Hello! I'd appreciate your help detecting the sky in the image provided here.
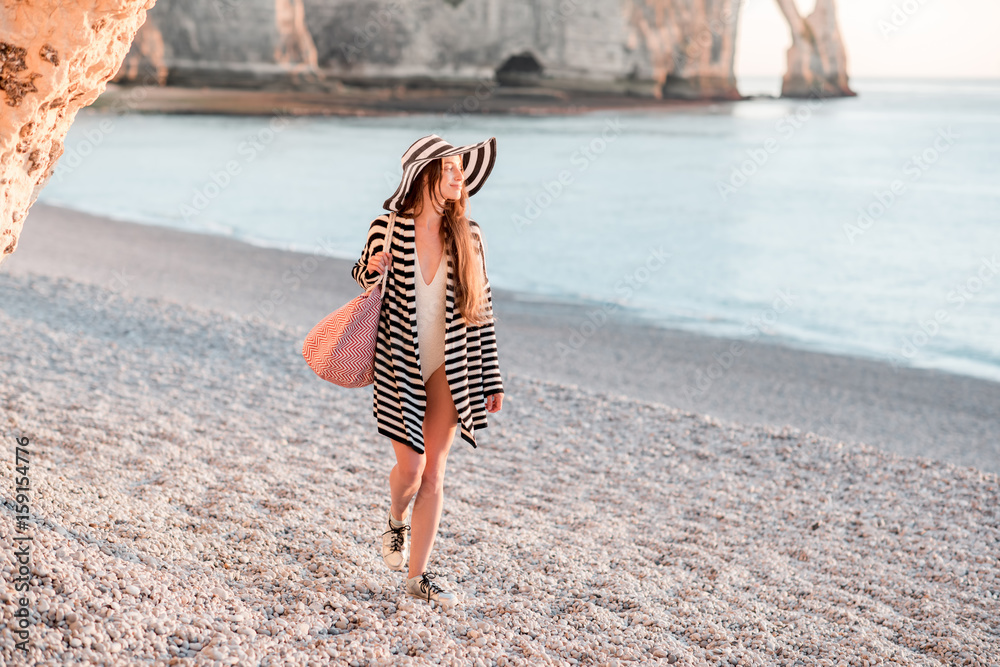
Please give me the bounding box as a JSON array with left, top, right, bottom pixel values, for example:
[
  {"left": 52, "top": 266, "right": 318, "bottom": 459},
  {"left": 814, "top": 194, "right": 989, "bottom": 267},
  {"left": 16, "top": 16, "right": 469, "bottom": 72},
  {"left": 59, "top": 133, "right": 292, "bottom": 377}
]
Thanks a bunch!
[{"left": 734, "top": 0, "right": 1000, "bottom": 79}]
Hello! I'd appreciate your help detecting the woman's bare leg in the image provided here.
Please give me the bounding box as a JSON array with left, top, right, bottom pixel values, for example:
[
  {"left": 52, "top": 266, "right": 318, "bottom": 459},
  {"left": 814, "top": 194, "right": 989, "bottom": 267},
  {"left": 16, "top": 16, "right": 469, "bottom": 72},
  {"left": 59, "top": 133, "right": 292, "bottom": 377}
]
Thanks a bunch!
[
  {"left": 408, "top": 363, "right": 458, "bottom": 579},
  {"left": 388, "top": 439, "right": 424, "bottom": 523}
]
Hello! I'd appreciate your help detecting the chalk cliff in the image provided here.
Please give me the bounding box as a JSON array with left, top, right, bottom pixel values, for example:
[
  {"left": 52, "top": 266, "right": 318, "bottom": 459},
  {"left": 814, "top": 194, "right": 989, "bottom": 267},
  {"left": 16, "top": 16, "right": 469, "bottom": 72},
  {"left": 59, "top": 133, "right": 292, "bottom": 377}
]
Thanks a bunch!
[
  {"left": 0, "top": 0, "right": 155, "bottom": 266},
  {"left": 113, "top": 0, "right": 316, "bottom": 89},
  {"left": 113, "top": 0, "right": 747, "bottom": 100}
]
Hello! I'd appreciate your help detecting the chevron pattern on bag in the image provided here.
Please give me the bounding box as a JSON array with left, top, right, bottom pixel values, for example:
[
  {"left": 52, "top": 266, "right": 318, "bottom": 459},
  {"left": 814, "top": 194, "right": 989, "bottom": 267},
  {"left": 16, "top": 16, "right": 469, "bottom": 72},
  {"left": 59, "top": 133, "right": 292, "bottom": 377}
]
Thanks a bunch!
[{"left": 302, "top": 284, "right": 383, "bottom": 388}]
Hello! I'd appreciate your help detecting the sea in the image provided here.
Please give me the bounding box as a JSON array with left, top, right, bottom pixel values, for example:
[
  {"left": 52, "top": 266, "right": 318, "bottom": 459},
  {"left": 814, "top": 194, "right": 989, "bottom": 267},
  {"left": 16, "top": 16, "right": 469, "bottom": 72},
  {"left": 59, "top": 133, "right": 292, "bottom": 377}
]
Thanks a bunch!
[{"left": 38, "top": 77, "right": 1000, "bottom": 383}]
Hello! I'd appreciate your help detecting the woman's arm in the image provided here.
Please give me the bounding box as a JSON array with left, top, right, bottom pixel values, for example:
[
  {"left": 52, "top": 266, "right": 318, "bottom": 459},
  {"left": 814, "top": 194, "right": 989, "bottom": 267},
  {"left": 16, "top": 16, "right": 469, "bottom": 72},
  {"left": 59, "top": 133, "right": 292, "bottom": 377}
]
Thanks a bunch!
[
  {"left": 478, "top": 297, "right": 504, "bottom": 399},
  {"left": 352, "top": 215, "right": 390, "bottom": 291},
  {"left": 471, "top": 221, "right": 504, "bottom": 399}
]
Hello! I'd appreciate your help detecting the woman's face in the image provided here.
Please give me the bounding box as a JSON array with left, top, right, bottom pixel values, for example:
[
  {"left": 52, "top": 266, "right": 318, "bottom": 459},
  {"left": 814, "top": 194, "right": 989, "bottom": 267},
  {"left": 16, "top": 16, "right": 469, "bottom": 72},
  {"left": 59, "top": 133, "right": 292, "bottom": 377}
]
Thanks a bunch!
[{"left": 439, "top": 156, "right": 464, "bottom": 200}]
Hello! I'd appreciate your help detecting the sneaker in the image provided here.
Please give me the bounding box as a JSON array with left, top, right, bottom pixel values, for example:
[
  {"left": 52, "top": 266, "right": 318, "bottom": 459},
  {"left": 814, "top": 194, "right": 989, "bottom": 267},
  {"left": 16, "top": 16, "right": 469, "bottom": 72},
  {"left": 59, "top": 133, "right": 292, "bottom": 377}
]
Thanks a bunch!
[
  {"left": 381, "top": 512, "right": 409, "bottom": 571},
  {"left": 406, "top": 571, "right": 457, "bottom": 607}
]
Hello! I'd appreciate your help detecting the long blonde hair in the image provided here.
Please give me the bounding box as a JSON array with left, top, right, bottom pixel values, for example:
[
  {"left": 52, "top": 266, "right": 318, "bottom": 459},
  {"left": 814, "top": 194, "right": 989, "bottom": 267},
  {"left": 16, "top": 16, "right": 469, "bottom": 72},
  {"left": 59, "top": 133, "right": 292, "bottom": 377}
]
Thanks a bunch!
[{"left": 401, "top": 158, "right": 493, "bottom": 327}]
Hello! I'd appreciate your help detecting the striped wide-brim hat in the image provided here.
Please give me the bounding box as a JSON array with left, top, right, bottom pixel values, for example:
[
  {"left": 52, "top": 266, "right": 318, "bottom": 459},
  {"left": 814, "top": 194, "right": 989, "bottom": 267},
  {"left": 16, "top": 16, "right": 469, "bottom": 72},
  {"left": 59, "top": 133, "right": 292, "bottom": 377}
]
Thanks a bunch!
[{"left": 383, "top": 134, "right": 497, "bottom": 212}]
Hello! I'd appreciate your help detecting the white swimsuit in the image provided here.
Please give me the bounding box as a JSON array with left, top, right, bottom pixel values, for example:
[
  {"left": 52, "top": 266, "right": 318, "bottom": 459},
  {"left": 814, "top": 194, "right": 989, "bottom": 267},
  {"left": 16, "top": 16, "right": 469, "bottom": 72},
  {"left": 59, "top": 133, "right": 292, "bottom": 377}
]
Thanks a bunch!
[{"left": 414, "top": 244, "right": 447, "bottom": 384}]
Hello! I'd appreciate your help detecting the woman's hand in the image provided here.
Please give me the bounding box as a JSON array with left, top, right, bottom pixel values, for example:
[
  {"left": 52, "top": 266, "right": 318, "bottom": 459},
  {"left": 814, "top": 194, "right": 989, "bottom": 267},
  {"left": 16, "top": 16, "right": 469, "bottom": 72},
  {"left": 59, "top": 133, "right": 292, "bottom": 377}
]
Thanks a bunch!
[
  {"left": 485, "top": 392, "right": 503, "bottom": 413},
  {"left": 367, "top": 251, "right": 391, "bottom": 275}
]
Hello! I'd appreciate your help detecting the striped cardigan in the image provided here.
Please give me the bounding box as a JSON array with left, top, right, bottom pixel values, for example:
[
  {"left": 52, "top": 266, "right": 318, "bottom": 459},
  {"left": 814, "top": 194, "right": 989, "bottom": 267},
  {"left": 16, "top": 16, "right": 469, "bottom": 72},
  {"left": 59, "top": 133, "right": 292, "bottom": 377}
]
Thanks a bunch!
[{"left": 351, "top": 213, "right": 504, "bottom": 454}]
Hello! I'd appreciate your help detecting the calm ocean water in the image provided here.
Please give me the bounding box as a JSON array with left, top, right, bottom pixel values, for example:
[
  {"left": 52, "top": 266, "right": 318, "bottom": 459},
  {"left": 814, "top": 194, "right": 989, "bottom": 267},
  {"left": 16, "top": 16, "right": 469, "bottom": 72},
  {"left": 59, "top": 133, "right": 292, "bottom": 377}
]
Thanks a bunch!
[{"left": 39, "top": 77, "right": 1000, "bottom": 383}]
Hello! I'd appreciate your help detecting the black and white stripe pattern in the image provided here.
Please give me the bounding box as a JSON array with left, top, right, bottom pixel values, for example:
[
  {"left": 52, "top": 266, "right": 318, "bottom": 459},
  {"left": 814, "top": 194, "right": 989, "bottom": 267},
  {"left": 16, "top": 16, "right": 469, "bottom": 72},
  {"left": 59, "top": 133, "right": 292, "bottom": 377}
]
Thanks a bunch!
[
  {"left": 352, "top": 214, "right": 504, "bottom": 454},
  {"left": 382, "top": 135, "right": 497, "bottom": 212}
]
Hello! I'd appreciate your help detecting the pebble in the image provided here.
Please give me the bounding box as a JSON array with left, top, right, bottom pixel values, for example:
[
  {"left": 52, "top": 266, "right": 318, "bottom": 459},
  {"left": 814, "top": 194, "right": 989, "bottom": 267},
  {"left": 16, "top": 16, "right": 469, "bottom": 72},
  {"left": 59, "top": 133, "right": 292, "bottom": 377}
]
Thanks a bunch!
[{"left": 1, "top": 271, "right": 996, "bottom": 666}]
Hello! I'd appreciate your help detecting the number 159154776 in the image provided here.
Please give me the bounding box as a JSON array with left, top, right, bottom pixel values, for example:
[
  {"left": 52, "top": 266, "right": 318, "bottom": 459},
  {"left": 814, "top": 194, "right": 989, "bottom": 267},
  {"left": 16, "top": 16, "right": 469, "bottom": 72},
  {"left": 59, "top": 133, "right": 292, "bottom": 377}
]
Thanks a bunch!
[{"left": 14, "top": 436, "right": 30, "bottom": 532}]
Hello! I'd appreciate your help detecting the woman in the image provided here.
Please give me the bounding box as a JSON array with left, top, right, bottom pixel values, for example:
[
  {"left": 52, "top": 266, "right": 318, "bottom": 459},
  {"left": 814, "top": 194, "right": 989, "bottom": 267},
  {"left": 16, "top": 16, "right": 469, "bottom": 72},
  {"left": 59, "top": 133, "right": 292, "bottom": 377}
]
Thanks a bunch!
[{"left": 351, "top": 134, "right": 505, "bottom": 607}]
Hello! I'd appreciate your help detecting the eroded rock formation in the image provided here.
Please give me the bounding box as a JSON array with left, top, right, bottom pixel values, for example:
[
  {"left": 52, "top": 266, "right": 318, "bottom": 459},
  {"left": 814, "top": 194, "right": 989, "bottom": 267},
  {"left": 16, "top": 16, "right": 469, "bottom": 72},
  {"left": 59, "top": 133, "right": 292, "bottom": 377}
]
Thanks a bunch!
[
  {"left": 115, "top": 15, "right": 168, "bottom": 86},
  {"left": 0, "top": 0, "right": 157, "bottom": 266},
  {"left": 275, "top": 0, "right": 318, "bottom": 70},
  {"left": 624, "top": 0, "right": 742, "bottom": 100},
  {"left": 774, "top": 0, "right": 855, "bottom": 98}
]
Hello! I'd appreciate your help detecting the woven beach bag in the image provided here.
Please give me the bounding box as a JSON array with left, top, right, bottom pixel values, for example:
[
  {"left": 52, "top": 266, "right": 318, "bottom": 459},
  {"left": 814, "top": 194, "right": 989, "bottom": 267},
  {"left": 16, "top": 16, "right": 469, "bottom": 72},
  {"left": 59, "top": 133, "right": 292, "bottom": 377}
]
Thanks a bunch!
[{"left": 302, "top": 212, "right": 396, "bottom": 388}]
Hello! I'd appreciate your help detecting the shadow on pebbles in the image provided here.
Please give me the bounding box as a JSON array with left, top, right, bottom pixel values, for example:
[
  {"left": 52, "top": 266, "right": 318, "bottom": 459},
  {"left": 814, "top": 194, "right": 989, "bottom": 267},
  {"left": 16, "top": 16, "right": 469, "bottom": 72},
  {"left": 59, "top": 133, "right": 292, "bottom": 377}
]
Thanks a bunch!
[{"left": 1, "top": 273, "right": 998, "bottom": 666}]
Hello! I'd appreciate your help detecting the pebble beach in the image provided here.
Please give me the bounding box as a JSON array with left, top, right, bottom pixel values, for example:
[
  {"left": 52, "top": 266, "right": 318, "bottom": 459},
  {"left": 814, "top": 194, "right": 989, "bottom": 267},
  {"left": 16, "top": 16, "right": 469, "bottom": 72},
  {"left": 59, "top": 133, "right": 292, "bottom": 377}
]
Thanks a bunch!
[{"left": 1, "top": 206, "right": 999, "bottom": 666}]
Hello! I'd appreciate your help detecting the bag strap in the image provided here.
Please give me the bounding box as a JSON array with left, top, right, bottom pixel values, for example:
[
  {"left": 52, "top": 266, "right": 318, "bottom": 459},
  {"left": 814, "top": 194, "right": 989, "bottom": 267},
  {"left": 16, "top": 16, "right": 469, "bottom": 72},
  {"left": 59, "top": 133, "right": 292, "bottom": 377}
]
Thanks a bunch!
[{"left": 376, "top": 210, "right": 397, "bottom": 297}]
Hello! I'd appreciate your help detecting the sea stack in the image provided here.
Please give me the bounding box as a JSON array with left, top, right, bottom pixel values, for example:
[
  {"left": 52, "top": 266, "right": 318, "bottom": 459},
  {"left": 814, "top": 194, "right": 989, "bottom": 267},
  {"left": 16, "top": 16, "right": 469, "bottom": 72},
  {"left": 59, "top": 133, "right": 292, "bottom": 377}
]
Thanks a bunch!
[{"left": 774, "top": 0, "right": 856, "bottom": 98}]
